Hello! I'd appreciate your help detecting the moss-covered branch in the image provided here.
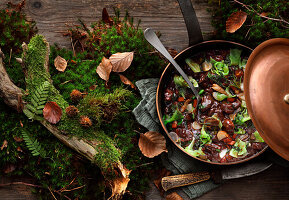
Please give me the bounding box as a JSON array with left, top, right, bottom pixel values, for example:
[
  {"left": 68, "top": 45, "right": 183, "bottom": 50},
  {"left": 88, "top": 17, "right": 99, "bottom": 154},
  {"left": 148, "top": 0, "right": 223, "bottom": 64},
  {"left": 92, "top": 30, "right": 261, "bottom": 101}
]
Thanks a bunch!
[{"left": 0, "top": 35, "right": 128, "bottom": 188}]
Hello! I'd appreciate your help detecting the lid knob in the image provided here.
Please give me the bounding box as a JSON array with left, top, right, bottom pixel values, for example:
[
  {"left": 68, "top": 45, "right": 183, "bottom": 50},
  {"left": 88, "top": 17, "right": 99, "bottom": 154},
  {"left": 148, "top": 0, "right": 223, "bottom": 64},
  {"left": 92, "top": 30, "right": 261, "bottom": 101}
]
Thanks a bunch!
[{"left": 284, "top": 94, "right": 289, "bottom": 104}]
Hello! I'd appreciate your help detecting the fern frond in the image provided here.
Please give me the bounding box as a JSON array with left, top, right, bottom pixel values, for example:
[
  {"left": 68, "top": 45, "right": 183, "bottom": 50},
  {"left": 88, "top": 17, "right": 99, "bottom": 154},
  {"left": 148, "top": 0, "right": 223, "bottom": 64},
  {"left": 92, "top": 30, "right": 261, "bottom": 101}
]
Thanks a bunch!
[
  {"left": 23, "top": 81, "right": 50, "bottom": 120},
  {"left": 22, "top": 129, "right": 47, "bottom": 158}
]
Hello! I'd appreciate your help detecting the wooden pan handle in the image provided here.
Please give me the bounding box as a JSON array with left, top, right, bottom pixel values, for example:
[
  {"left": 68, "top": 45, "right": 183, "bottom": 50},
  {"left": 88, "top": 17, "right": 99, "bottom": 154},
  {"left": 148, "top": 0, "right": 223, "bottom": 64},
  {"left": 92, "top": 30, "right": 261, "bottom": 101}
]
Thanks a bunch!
[{"left": 161, "top": 171, "right": 211, "bottom": 191}]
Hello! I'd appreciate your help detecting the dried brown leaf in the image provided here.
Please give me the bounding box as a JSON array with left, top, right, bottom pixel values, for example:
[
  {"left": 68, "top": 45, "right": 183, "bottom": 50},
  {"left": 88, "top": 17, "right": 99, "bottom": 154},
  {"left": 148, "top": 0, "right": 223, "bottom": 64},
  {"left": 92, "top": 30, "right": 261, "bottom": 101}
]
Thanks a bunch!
[
  {"left": 119, "top": 74, "right": 136, "bottom": 89},
  {"left": 1, "top": 140, "right": 8, "bottom": 150},
  {"left": 54, "top": 56, "right": 67, "bottom": 72},
  {"left": 7, "top": 0, "right": 25, "bottom": 12},
  {"left": 14, "top": 136, "right": 23, "bottom": 142},
  {"left": 43, "top": 102, "right": 62, "bottom": 124},
  {"left": 109, "top": 177, "right": 130, "bottom": 199},
  {"left": 167, "top": 48, "right": 178, "bottom": 57},
  {"left": 96, "top": 57, "right": 113, "bottom": 81},
  {"left": 16, "top": 146, "right": 23, "bottom": 152},
  {"left": 19, "top": 120, "right": 23, "bottom": 127},
  {"left": 109, "top": 52, "right": 134, "bottom": 72},
  {"left": 138, "top": 131, "right": 167, "bottom": 158},
  {"left": 109, "top": 162, "right": 131, "bottom": 200},
  {"left": 154, "top": 168, "right": 172, "bottom": 196},
  {"left": 260, "top": 12, "right": 269, "bottom": 17},
  {"left": 226, "top": 11, "right": 247, "bottom": 33},
  {"left": 102, "top": 8, "right": 113, "bottom": 25},
  {"left": 166, "top": 192, "right": 184, "bottom": 200},
  {"left": 3, "top": 163, "right": 16, "bottom": 174}
]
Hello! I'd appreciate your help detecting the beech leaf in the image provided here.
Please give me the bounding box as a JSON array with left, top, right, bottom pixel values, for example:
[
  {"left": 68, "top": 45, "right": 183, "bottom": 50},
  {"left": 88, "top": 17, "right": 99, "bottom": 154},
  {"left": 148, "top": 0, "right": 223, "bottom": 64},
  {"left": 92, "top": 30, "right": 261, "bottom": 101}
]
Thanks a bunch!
[
  {"left": 1, "top": 140, "right": 8, "bottom": 150},
  {"left": 119, "top": 74, "right": 136, "bottom": 89},
  {"left": 54, "top": 56, "right": 67, "bottom": 72},
  {"left": 96, "top": 57, "right": 113, "bottom": 81},
  {"left": 110, "top": 177, "right": 130, "bottom": 199},
  {"left": 138, "top": 131, "right": 167, "bottom": 158},
  {"left": 102, "top": 8, "right": 113, "bottom": 25},
  {"left": 14, "top": 136, "right": 23, "bottom": 142},
  {"left": 43, "top": 102, "right": 62, "bottom": 124},
  {"left": 226, "top": 11, "right": 247, "bottom": 33},
  {"left": 109, "top": 52, "right": 134, "bottom": 72},
  {"left": 109, "top": 163, "right": 131, "bottom": 199},
  {"left": 3, "top": 163, "right": 16, "bottom": 174}
]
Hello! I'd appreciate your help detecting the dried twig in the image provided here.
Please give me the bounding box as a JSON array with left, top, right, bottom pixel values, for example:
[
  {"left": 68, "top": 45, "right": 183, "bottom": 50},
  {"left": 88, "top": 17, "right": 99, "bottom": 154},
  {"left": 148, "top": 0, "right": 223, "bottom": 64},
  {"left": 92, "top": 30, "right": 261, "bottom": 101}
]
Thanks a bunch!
[
  {"left": 9, "top": 49, "right": 12, "bottom": 64},
  {"left": 48, "top": 186, "right": 58, "bottom": 200},
  {"left": 232, "top": 0, "right": 289, "bottom": 26},
  {"left": 54, "top": 190, "right": 72, "bottom": 200},
  {"left": 58, "top": 177, "right": 76, "bottom": 192},
  {"left": 61, "top": 184, "right": 86, "bottom": 192}
]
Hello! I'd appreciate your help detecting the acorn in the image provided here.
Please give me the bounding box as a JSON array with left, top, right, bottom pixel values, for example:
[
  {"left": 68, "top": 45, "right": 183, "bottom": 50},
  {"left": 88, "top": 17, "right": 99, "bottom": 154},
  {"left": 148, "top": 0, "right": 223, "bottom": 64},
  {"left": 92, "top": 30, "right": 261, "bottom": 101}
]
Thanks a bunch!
[
  {"left": 65, "top": 105, "right": 79, "bottom": 117},
  {"left": 70, "top": 89, "right": 82, "bottom": 103},
  {"left": 80, "top": 116, "right": 92, "bottom": 127}
]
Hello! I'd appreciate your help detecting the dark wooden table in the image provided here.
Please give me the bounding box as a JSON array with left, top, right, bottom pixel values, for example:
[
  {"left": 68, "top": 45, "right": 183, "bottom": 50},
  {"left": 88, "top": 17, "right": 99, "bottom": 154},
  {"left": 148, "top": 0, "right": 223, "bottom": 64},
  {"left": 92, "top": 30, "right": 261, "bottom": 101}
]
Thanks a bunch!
[{"left": 1, "top": 0, "right": 289, "bottom": 199}]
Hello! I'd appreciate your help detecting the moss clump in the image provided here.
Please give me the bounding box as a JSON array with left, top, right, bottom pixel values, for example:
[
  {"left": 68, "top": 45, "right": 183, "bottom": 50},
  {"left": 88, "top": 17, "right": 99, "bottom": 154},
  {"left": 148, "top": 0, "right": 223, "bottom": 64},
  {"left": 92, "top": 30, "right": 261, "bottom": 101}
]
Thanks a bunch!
[
  {"left": 78, "top": 88, "right": 132, "bottom": 125},
  {"left": 24, "top": 35, "right": 68, "bottom": 110},
  {"left": 208, "top": 0, "right": 289, "bottom": 48}
]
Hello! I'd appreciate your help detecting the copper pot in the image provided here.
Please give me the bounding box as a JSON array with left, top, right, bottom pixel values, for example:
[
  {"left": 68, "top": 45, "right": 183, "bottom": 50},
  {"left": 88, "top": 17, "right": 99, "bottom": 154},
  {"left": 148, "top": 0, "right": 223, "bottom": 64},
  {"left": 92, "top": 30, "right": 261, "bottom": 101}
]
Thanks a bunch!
[{"left": 155, "top": 0, "right": 268, "bottom": 165}]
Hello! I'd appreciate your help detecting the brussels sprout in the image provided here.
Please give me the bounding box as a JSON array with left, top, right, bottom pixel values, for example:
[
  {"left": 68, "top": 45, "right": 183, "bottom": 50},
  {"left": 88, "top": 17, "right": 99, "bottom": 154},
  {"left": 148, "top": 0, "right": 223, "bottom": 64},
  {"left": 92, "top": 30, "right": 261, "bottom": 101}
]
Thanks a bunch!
[
  {"left": 185, "top": 58, "right": 201, "bottom": 73},
  {"left": 212, "top": 92, "right": 228, "bottom": 101}
]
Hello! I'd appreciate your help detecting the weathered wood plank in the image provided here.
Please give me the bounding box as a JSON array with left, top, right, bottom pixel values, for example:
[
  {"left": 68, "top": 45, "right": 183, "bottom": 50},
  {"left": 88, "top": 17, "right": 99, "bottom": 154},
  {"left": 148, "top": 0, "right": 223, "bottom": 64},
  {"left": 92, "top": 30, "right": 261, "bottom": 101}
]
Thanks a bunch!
[{"left": 1, "top": 0, "right": 214, "bottom": 51}]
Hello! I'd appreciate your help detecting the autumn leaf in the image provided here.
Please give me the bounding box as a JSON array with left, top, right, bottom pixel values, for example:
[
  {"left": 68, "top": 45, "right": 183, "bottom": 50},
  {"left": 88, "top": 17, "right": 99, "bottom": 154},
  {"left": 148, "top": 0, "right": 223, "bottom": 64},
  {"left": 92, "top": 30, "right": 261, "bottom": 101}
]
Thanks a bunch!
[
  {"left": 154, "top": 168, "right": 172, "bottom": 196},
  {"left": 7, "top": 0, "right": 25, "bottom": 12},
  {"left": 3, "top": 163, "right": 16, "bottom": 174},
  {"left": 119, "top": 74, "right": 136, "bottom": 89},
  {"left": 260, "top": 12, "right": 269, "bottom": 17},
  {"left": 109, "top": 177, "right": 130, "bottom": 199},
  {"left": 54, "top": 56, "right": 67, "bottom": 72},
  {"left": 166, "top": 192, "right": 184, "bottom": 200},
  {"left": 96, "top": 57, "right": 113, "bottom": 81},
  {"left": 43, "top": 102, "right": 62, "bottom": 124},
  {"left": 16, "top": 146, "right": 23, "bottom": 152},
  {"left": 1, "top": 140, "right": 8, "bottom": 150},
  {"left": 109, "top": 163, "right": 131, "bottom": 199},
  {"left": 109, "top": 52, "right": 134, "bottom": 72},
  {"left": 14, "top": 136, "right": 23, "bottom": 142},
  {"left": 138, "top": 131, "right": 167, "bottom": 158},
  {"left": 102, "top": 8, "right": 113, "bottom": 25},
  {"left": 167, "top": 48, "right": 178, "bottom": 58},
  {"left": 226, "top": 11, "right": 247, "bottom": 33}
]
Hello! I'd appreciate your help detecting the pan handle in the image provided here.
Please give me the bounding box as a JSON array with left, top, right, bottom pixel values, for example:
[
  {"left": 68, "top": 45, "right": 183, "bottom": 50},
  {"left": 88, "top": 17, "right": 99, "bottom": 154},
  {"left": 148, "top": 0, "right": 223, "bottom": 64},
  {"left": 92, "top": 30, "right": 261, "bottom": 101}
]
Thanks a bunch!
[{"left": 176, "top": 0, "right": 203, "bottom": 46}]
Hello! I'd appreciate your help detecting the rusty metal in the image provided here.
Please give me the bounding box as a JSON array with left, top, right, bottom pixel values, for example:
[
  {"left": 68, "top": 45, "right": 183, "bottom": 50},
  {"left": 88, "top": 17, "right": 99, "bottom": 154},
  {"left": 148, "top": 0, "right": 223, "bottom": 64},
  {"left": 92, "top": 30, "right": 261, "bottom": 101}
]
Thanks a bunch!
[
  {"left": 156, "top": 40, "right": 268, "bottom": 165},
  {"left": 244, "top": 38, "right": 289, "bottom": 161}
]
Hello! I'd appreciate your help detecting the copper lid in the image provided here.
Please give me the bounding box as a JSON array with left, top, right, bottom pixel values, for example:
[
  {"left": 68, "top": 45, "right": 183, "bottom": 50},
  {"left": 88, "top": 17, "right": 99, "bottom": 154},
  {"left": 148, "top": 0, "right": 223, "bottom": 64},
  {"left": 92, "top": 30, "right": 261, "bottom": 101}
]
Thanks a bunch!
[{"left": 244, "top": 38, "right": 289, "bottom": 161}]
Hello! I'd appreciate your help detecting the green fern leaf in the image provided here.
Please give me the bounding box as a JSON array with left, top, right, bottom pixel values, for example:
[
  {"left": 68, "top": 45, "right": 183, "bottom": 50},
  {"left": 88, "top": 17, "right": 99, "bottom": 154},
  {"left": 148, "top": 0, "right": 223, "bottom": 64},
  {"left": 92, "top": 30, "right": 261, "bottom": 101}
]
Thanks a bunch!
[
  {"left": 22, "top": 129, "right": 46, "bottom": 158},
  {"left": 23, "top": 81, "right": 51, "bottom": 120}
]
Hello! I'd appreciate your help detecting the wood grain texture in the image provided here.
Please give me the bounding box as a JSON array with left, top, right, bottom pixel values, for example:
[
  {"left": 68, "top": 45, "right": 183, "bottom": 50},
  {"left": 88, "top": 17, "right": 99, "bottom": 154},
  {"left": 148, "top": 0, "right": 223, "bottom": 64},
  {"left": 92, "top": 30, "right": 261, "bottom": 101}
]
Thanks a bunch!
[{"left": 1, "top": 0, "right": 214, "bottom": 51}]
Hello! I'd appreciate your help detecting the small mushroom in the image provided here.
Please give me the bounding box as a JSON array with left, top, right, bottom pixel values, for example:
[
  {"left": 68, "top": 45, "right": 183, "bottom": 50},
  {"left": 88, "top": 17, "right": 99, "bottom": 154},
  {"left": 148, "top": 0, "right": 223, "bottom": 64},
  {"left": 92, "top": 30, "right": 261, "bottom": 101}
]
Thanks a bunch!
[
  {"left": 217, "top": 130, "right": 229, "bottom": 141},
  {"left": 192, "top": 121, "right": 202, "bottom": 130},
  {"left": 211, "top": 84, "right": 229, "bottom": 96},
  {"left": 168, "top": 131, "right": 180, "bottom": 143},
  {"left": 237, "top": 93, "right": 245, "bottom": 101},
  {"left": 202, "top": 61, "right": 212, "bottom": 71}
]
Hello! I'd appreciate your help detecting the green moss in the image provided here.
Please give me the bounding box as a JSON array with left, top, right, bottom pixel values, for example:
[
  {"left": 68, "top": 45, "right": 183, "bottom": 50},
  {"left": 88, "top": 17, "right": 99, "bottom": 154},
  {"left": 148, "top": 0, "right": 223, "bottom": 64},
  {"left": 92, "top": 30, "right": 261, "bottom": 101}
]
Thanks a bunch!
[
  {"left": 92, "top": 130, "right": 122, "bottom": 171},
  {"left": 24, "top": 35, "right": 68, "bottom": 110}
]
